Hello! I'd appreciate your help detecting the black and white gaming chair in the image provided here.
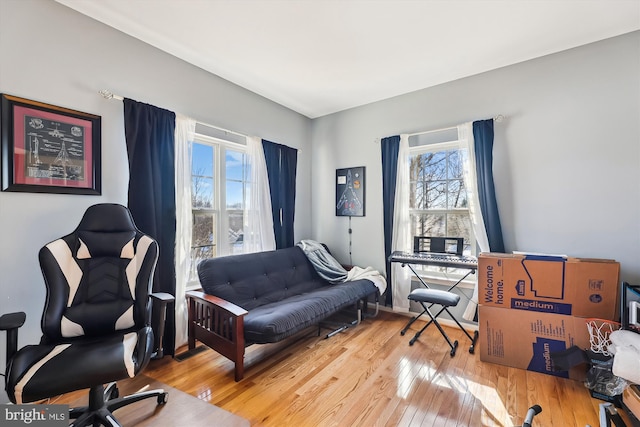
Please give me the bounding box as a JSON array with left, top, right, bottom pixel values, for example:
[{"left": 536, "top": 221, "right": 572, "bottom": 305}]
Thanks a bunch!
[{"left": 2, "top": 203, "right": 169, "bottom": 427}]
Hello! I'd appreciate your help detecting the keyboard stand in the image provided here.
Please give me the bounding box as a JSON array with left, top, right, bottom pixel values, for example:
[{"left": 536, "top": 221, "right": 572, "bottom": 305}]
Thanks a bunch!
[
  {"left": 402, "top": 262, "right": 475, "bottom": 293},
  {"left": 388, "top": 252, "right": 477, "bottom": 336}
]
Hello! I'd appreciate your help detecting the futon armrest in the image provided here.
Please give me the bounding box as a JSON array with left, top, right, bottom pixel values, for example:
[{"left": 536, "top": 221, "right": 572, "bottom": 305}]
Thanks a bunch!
[
  {"left": 186, "top": 290, "right": 248, "bottom": 317},
  {"left": 1, "top": 311, "right": 26, "bottom": 362},
  {"left": 186, "top": 290, "right": 248, "bottom": 381}
]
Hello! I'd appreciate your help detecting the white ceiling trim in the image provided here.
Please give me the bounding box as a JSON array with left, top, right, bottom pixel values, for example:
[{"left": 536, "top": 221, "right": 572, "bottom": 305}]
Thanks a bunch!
[{"left": 55, "top": 0, "right": 640, "bottom": 118}]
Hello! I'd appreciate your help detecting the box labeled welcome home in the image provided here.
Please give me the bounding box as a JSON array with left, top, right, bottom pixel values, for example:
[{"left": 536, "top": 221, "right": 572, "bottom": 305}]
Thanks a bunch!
[
  {"left": 479, "top": 305, "right": 591, "bottom": 380},
  {"left": 478, "top": 253, "right": 620, "bottom": 319}
]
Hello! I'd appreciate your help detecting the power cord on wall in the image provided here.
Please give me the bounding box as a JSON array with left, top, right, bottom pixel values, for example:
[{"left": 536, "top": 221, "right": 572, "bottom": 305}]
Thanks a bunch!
[{"left": 348, "top": 216, "right": 353, "bottom": 266}]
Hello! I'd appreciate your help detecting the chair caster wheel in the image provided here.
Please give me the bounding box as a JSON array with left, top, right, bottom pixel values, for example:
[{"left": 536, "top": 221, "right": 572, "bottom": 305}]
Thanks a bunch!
[
  {"left": 158, "top": 392, "right": 169, "bottom": 405},
  {"left": 400, "top": 330, "right": 406, "bottom": 336},
  {"left": 469, "top": 346, "right": 475, "bottom": 354},
  {"left": 105, "top": 383, "right": 119, "bottom": 400}
]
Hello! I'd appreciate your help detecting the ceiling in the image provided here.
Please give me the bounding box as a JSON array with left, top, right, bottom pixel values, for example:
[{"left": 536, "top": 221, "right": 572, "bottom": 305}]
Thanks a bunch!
[{"left": 55, "top": 0, "right": 640, "bottom": 119}]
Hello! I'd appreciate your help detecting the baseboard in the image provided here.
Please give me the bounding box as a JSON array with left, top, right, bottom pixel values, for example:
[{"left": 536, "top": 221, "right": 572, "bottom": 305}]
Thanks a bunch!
[{"left": 368, "top": 302, "right": 479, "bottom": 332}]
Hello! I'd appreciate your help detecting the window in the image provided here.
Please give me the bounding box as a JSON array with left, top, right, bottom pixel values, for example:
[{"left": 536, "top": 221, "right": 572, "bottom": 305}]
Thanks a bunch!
[
  {"left": 190, "top": 134, "right": 249, "bottom": 280},
  {"left": 408, "top": 137, "right": 476, "bottom": 281}
]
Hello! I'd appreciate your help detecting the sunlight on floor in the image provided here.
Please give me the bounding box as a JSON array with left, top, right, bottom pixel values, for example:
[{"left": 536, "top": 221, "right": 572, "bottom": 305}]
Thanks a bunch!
[
  {"left": 397, "top": 356, "right": 512, "bottom": 426},
  {"left": 196, "top": 387, "right": 213, "bottom": 401}
]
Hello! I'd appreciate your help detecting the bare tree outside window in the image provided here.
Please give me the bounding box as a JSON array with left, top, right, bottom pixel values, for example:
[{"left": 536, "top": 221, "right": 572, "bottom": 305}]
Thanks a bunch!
[
  {"left": 189, "top": 141, "right": 249, "bottom": 281},
  {"left": 409, "top": 147, "right": 473, "bottom": 256},
  {"left": 191, "top": 157, "right": 217, "bottom": 280}
]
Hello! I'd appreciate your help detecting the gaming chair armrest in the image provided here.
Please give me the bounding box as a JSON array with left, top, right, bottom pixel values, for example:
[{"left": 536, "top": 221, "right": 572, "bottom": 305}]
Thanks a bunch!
[
  {"left": 150, "top": 293, "right": 175, "bottom": 359},
  {"left": 0, "top": 312, "right": 26, "bottom": 363}
]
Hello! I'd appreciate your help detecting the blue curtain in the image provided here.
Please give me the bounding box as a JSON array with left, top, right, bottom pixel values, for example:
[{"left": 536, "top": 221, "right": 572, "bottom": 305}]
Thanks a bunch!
[
  {"left": 473, "top": 119, "right": 505, "bottom": 253},
  {"left": 124, "top": 98, "right": 176, "bottom": 356},
  {"left": 381, "top": 135, "right": 401, "bottom": 307},
  {"left": 262, "top": 139, "right": 298, "bottom": 249}
]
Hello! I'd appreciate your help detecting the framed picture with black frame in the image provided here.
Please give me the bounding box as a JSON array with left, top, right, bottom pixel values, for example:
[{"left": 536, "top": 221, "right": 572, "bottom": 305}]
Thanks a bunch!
[
  {"left": 621, "top": 282, "right": 640, "bottom": 333},
  {"left": 1, "top": 93, "right": 101, "bottom": 195},
  {"left": 336, "top": 166, "right": 365, "bottom": 217}
]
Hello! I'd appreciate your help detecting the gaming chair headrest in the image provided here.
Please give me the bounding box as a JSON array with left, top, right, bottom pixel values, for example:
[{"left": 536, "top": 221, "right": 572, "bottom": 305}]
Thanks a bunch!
[
  {"left": 74, "top": 204, "right": 141, "bottom": 259},
  {"left": 77, "top": 204, "right": 138, "bottom": 233}
]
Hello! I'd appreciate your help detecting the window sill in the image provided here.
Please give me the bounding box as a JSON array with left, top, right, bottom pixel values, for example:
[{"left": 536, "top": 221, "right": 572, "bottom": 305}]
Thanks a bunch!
[
  {"left": 410, "top": 274, "right": 476, "bottom": 290},
  {"left": 186, "top": 281, "right": 202, "bottom": 292}
]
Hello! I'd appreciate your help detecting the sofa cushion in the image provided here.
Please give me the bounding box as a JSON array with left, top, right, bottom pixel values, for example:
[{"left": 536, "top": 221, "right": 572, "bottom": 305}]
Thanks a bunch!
[
  {"left": 243, "top": 279, "right": 377, "bottom": 344},
  {"left": 198, "top": 247, "right": 321, "bottom": 310}
]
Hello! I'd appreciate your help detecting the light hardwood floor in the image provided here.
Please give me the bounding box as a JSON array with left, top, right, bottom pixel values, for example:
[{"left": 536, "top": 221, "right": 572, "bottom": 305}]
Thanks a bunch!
[{"left": 143, "top": 310, "right": 619, "bottom": 426}]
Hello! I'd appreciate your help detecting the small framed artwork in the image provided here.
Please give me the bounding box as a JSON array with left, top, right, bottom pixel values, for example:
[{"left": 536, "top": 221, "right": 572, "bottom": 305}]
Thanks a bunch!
[
  {"left": 1, "top": 94, "right": 101, "bottom": 195},
  {"left": 336, "top": 166, "right": 365, "bottom": 217}
]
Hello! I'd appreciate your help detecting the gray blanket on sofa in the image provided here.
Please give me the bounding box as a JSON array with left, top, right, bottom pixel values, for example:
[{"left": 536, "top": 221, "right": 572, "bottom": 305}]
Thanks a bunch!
[
  {"left": 296, "top": 240, "right": 348, "bottom": 284},
  {"left": 296, "top": 240, "right": 387, "bottom": 295}
]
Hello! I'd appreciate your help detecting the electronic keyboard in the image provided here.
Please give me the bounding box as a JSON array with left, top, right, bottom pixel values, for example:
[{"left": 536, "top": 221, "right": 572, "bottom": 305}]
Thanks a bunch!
[{"left": 389, "top": 251, "right": 478, "bottom": 270}]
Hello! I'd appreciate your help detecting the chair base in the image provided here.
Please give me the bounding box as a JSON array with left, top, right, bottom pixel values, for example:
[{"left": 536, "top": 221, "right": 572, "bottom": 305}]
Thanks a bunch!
[
  {"left": 69, "top": 382, "right": 168, "bottom": 427},
  {"left": 401, "top": 300, "right": 479, "bottom": 357}
]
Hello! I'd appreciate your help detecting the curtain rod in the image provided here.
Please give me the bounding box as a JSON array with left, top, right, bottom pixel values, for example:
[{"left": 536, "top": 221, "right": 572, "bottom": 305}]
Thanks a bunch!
[
  {"left": 98, "top": 89, "right": 248, "bottom": 139},
  {"left": 407, "top": 114, "right": 505, "bottom": 137}
]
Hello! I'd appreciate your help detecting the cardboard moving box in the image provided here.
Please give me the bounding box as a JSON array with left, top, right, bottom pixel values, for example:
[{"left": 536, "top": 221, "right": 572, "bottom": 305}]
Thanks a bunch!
[
  {"left": 478, "top": 253, "right": 620, "bottom": 319},
  {"left": 479, "top": 305, "right": 591, "bottom": 380}
]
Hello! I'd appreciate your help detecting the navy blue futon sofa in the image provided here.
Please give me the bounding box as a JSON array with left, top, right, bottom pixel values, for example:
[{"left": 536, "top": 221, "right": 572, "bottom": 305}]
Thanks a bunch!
[{"left": 186, "top": 246, "right": 379, "bottom": 381}]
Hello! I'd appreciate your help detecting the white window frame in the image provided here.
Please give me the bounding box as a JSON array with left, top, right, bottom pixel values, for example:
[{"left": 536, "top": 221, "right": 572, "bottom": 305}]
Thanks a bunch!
[
  {"left": 187, "top": 133, "right": 247, "bottom": 288},
  {"left": 408, "top": 139, "right": 477, "bottom": 288}
]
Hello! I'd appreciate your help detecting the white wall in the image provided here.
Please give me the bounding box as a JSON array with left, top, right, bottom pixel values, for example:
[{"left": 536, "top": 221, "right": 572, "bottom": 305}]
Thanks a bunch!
[
  {"left": 1, "top": 0, "right": 638, "bottom": 403},
  {"left": 312, "top": 31, "right": 640, "bottom": 287},
  {"left": 0, "top": 0, "right": 311, "bottom": 397}
]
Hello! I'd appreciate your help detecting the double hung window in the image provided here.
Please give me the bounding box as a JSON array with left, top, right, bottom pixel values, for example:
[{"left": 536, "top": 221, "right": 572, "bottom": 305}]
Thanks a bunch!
[
  {"left": 408, "top": 135, "right": 476, "bottom": 282},
  {"left": 190, "top": 134, "right": 249, "bottom": 280}
]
